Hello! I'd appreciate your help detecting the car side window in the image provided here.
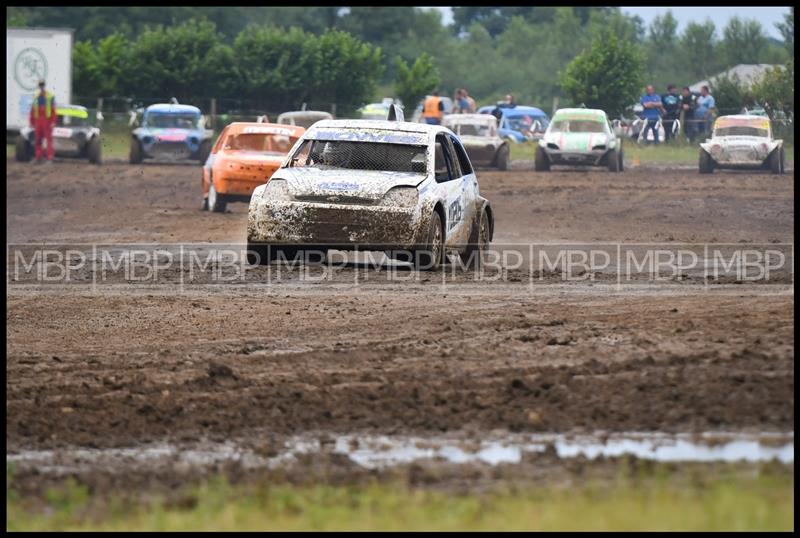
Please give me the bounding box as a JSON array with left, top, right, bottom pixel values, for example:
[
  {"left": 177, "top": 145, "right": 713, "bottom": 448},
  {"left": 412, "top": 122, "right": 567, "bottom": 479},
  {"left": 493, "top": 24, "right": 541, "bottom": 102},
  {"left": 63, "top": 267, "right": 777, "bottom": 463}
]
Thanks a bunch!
[
  {"left": 212, "top": 126, "right": 230, "bottom": 153},
  {"left": 449, "top": 136, "right": 473, "bottom": 176},
  {"left": 445, "top": 137, "right": 463, "bottom": 178},
  {"left": 434, "top": 134, "right": 455, "bottom": 183}
]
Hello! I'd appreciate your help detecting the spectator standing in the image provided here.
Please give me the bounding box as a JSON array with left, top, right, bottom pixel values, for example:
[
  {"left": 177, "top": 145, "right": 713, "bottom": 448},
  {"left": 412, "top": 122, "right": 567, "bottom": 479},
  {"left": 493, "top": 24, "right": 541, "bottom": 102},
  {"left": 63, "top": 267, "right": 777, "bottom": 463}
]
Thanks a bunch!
[
  {"left": 29, "top": 79, "right": 57, "bottom": 163},
  {"left": 639, "top": 85, "right": 664, "bottom": 145},
  {"left": 661, "top": 84, "right": 681, "bottom": 143},
  {"left": 694, "top": 85, "right": 716, "bottom": 138},
  {"left": 679, "top": 86, "right": 697, "bottom": 142},
  {"left": 422, "top": 90, "right": 445, "bottom": 125},
  {"left": 463, "top": 89, "right": 477, "bottom": 113}
]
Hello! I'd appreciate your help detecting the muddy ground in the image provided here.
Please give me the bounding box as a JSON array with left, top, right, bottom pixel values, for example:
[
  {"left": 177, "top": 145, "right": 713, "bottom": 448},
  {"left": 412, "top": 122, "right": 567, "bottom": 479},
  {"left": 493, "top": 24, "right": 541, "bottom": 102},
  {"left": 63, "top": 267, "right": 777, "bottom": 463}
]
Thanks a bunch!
[{"left": 5, "top": 158, "right": 794, "bottom": 497}]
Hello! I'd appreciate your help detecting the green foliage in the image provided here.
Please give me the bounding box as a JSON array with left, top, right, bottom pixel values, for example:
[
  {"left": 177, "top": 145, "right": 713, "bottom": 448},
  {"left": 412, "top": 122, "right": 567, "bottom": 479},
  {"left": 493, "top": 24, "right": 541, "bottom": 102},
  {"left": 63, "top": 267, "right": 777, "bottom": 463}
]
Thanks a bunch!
[
  {"left": 709, "top": 74, "right": 752, "bottom": 114},
  {"left": 17, "top": 6, "right": 792, "bottom": 116},
  {"left": 394, "top": 53, "right": 441, "bottom": 110},
  {"left": 750, "top": 61, "right": 794, "bottom": 121},
  {"left": 559, "top": 29, "right": 645, "bottom": 116},
  {"left": 775, "top": 8, "right": 794, "bottom": 52},
  {"left": 722, "top": 17, "right": 769, "bottom": 65}
]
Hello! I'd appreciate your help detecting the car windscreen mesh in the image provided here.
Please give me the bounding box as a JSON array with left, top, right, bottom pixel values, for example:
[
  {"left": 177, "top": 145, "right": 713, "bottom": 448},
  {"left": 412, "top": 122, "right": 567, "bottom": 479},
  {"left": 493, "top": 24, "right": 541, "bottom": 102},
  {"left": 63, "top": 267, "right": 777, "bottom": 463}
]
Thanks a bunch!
[
  {"left": 291, "top": 140, "right": 427, "bottom": 173},
  {"left": 714, "top": 126, "right": 769, "bottom": 138}
]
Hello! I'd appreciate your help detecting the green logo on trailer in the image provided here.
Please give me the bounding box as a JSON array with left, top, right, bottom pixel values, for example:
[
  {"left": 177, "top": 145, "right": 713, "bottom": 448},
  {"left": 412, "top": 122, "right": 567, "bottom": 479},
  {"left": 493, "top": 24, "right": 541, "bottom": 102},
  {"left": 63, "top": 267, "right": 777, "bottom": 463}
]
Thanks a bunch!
[{"left": 14, "top": 47, "right": 48, "bottom": 91}]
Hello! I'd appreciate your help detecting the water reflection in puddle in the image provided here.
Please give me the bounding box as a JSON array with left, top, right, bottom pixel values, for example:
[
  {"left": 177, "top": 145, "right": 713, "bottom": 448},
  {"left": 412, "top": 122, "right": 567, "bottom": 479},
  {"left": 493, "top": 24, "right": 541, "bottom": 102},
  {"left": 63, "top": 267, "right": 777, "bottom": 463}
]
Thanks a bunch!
[{"left": 7, "top": 432, "right": 793, "bottom": 475}]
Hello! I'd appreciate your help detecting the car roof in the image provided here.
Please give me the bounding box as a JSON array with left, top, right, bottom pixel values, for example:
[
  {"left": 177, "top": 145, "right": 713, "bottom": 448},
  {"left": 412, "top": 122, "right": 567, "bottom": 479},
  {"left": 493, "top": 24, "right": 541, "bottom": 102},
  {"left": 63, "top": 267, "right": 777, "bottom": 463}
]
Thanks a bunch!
[
  {"left": 277, "top": 110, "right": 333, "bottom": 119},
  {"left": 477, "top": 105, "right": 547, "bottom": 117},
  {"left": 311, "top": 119, "right": 445, "bottom": 134},
  {"left": 222, "top": 122, "right": 306, "bottom": 137},
  {"left": 714, "top": 115, "right": 771, "bottom": 129},
  {"left": 552, "top": 108, "right": 608, "bottom": 119},
  {"left": 443, "top": 114, "right": 497, "bottom": 125},
  {"left": 146, "top": 104, "right": 201, "bottom": 114},
  {"left": 716, "top": 114, "right": 770, "bottom": 122}
]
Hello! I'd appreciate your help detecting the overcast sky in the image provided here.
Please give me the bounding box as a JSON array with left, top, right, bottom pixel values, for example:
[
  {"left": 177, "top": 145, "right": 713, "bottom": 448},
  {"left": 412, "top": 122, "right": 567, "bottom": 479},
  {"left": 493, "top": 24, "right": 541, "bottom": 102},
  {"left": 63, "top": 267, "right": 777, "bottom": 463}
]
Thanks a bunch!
[{"left": 421, "top": 6, "right": 791, "bottom": 40}]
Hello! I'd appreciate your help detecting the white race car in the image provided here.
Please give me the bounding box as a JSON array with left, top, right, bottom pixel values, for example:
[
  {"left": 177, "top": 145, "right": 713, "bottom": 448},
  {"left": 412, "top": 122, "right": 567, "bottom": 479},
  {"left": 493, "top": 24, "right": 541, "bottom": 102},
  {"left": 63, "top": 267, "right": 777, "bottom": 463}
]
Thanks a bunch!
[
  {"left": 535, "top": 108, "right": 624, "bottom": 172},
  {"left": 247, "top": 106, "right": 494, "bottom": 270},
  {"left": 699, "top": 115, "right": 786, "bottom": 174}
]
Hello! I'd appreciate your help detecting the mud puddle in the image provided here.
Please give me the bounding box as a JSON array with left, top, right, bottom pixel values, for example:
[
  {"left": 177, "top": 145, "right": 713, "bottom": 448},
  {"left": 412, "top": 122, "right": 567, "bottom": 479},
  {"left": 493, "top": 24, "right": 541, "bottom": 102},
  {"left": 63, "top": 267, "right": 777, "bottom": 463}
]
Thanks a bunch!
[{"left": 8, "top": 432, "right": 793, "bottom": 477}]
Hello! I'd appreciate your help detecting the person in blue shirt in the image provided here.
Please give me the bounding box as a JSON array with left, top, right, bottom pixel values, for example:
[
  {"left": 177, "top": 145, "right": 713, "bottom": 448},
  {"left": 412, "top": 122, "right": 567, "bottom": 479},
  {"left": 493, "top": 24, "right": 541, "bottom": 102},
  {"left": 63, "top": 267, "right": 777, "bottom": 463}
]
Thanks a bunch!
[
  {"left": 694, "top": 85, "right": 716, "bottom": 138},
  {"left": 661, "top": 84, "right": 681, "bottom": 143},
  {"left": 640, "top": 85, "right": 665, "bottom": 144}
]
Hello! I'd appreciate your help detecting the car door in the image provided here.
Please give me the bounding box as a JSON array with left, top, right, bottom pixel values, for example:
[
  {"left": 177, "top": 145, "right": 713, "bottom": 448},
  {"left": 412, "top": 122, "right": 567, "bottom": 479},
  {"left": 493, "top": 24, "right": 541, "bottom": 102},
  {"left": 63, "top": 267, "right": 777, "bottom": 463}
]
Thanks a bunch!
[
  {"left": 448, "top": 135, "right": 479, "bottom": 243},
  {"left": 434, "top": 134, "right": 466, "bottom": 246}
]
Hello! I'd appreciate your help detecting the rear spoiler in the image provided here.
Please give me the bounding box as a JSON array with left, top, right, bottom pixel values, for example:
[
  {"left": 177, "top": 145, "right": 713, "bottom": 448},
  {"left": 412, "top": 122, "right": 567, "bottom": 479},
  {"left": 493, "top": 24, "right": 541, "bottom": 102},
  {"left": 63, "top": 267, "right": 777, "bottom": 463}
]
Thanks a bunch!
[{"left": 387, "top": 104, "right": 405, "bottom": 122}]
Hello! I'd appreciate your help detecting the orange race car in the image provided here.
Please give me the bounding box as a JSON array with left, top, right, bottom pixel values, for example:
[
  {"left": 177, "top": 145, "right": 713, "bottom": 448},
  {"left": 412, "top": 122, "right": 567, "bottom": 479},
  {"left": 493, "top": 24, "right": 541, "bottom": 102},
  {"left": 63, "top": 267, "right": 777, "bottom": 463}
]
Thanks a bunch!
[{"left": 202, "top": 122, "right": 305, "bottom": 212}]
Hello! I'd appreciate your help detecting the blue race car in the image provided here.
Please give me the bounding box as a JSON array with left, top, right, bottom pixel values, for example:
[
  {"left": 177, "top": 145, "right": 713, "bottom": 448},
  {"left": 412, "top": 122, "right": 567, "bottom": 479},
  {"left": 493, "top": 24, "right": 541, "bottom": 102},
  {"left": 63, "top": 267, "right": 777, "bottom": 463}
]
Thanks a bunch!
[
  {"left": 477, "top": 104, "right": 550, "bottom": 143},
  {"left": 129, "top": 103, "right": 214, "bottom": 164}
]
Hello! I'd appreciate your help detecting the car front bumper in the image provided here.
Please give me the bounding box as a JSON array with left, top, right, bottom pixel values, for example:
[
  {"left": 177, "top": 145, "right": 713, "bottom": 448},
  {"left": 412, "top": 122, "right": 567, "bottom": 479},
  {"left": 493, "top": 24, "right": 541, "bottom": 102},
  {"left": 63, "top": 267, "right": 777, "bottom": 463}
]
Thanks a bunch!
[
  {"left": 543, "top": 148, "right": 609, "bottom": 166},
  {"left": 247, "top": 198, "right": 427, "bottom": 249}
]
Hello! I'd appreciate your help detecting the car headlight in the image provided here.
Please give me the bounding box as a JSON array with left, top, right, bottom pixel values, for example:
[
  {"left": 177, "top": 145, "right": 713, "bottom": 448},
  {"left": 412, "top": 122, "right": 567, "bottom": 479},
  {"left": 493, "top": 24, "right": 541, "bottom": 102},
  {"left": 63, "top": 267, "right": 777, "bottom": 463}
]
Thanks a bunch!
[
  {"left": 382, "top": 187, "right": 418, "bottom": 207},
  {"left": 264, "top": 179, "right": 292, "bottom": 201}
]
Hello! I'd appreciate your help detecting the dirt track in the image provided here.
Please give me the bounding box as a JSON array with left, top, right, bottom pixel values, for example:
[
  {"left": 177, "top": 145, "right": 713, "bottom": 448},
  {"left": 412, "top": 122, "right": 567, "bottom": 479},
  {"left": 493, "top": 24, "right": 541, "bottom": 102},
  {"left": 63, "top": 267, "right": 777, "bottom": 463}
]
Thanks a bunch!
[{"left": 5, "top": 158, "right": 794, "bottom": 494}]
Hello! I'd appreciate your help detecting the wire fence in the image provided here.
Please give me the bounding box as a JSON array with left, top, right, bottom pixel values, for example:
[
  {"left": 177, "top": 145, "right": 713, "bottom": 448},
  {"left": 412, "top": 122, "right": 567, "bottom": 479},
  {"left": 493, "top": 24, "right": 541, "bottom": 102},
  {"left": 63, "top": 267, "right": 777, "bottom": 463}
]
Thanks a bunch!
[{"left": 69, "top": 97, "right": 796, "bottom": 146}]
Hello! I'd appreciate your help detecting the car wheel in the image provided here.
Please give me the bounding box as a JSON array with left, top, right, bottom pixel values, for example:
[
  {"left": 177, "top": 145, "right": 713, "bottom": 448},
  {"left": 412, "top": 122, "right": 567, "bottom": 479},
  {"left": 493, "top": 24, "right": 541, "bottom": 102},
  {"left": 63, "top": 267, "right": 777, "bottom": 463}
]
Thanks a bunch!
[
  {"left": 87, "top": 136, "right": 102, "bottom": 164},
  {"left": 618, "top": 147, "right": 625, "bottom": 171},
  {"left": 607, "top": 149, "right": 620, "bottom": 172},
  {"left": 534, "top": 146, "right": 550, "bottom": 171},
  {"left": 780, "top": 148, "right": 786, "bottom": 174},
  {"left": 15, "top": 136, "right": 33, "bottom": 162},
  {"left": 699, "top": 150, "right": 715, "bottom": 174},
  {"left": 768, "top": 148, "right": 783, "bottom": 174},
  {"left": 247, "top": 242, "right": 270, "bottom": 265},
  {"left": 460, "top": 208, "right": 491, "bottom": 270},
  {"left": 129, "top": 139, "right": 143, "bottom": 164},
  {"left": 496, "top": 145, "right": 510, "bottom": 171},
  {"left": 415, "top": 210, "right": 445, "bottom": 271},
  {"left": 208, "top": 179, "right": 227, "bottom": 213},
  {"left": 198, "top": 140, "right": 212, "bottom": 164}
]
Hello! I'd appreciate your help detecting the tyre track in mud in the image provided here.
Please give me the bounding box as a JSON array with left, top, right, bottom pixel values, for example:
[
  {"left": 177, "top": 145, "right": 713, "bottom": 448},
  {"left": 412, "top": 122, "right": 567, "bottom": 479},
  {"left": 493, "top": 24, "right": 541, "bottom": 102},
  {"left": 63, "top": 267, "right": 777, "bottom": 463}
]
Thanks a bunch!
[{"left": 5, "top": 158, "right": 794, "bottom": 491}]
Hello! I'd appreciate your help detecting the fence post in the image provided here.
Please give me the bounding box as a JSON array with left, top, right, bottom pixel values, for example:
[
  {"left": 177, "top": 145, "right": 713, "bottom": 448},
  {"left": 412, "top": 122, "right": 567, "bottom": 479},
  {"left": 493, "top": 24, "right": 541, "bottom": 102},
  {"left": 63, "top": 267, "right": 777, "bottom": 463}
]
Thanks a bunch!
[
  {"left": 210, "top": 98, "right": 217, "bottom": 130},
  {"left": 678, "top": 109, "right": 685, "bottom": 144},
  {"left": 551, "top": 97, "right": 559, "bottom": 116},
  {"left": 96, "top": 98, "right": 103, "bottom": 125},
  {"left": 331, "top": 103, "right": 337, "bottom": 118}
]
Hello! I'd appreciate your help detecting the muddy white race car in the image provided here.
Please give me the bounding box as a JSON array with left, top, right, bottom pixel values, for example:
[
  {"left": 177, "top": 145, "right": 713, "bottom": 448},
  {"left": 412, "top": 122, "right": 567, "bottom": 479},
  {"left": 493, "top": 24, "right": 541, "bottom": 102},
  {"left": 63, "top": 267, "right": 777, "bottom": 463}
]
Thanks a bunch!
[
  {"left": 15, "top": 105, "right": 103, "bottom": 164},
  {"left": 442, "top": 114, "right": 510, "bottom": 170},
  {"left": 535, "top": 108, "right": 623, "bottom": 172},
  {"left": 699, "top": 115, "right": 786, "bottom": 174},
  {"left": 247, "top": 105, "right": 494, "bottom": 270}
]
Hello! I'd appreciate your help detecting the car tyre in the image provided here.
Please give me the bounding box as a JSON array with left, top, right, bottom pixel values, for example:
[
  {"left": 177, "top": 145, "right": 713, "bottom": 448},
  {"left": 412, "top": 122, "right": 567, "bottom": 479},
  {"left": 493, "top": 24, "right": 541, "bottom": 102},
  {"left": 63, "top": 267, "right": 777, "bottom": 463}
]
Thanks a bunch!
[
  {"left": 130, "top": 139, "right": 143, "bottom": 164},
  {"left": 415, "top": 210, "right": 445, "bottom": 271},
  {"left": 768, "top": 147, "right": 784, "bottom": 175},
  {"left": 460, "top": 208, "right": 491, "bottom": 270},
  {"left": 208, "top": 179, "right": 227, "bottom": 213},
  {"left": 87, "top": 136, "right": 102, "bottom": 164},
  {"left": 495, "top": 145, "right": 510, "bottom": 171},
  {"left": 699, "top": 150, "right": 715, "bottom": 174},
  {"left": 198, "top": 140, "right": 212, "bottom": 164},
  {"left": 15, "top": 136, "right": 33, "bottom": 162},
  {"left": 534, "top": 146, "right": 550, "bottom": 171},
  {"left": 607, "top": 149, "right": 621, "bottom": 172}
]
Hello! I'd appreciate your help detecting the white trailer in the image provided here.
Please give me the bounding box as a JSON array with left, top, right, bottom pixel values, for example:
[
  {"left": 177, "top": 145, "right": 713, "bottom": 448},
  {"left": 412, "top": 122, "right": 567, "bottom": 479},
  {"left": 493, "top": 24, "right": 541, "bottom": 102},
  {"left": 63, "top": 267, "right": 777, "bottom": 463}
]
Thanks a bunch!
[{"left": 7, "top": 27, "right": 73, "bottom": 132}]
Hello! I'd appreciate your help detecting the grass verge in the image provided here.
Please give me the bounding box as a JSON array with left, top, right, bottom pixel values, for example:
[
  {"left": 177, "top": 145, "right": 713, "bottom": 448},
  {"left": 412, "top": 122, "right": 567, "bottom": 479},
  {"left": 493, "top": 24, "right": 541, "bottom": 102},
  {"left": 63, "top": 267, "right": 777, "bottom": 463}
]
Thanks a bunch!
[
  {"left": 510, "top": 140, "right": 795, "bottom": 165},
  {"left": 7, "top": 466, "right": 794, "bottom": 531}
]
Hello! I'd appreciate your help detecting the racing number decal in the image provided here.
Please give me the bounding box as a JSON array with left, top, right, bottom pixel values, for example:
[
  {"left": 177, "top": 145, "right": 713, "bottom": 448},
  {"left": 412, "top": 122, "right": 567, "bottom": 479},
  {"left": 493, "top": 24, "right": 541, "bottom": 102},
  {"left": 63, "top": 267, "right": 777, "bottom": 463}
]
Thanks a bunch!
[{"left": 447, "top": 199, "right": 462, "bottom": 231}]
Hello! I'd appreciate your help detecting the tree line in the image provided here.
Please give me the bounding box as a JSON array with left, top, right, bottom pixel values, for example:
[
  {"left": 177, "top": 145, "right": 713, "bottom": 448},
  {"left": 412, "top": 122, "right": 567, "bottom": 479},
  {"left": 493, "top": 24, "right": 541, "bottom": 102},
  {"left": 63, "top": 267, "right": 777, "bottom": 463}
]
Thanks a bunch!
[{"left": 7, "top": 6, "right": 794, "bottom": 118}]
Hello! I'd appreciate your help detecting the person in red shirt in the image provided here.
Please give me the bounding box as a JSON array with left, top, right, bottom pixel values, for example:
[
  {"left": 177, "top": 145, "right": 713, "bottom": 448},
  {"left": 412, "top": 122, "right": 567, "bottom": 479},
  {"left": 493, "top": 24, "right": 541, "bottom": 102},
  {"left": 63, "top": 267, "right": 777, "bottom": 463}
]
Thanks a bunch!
[{"left": 29, "top": 79, "right": 57, "bottom": 163}]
